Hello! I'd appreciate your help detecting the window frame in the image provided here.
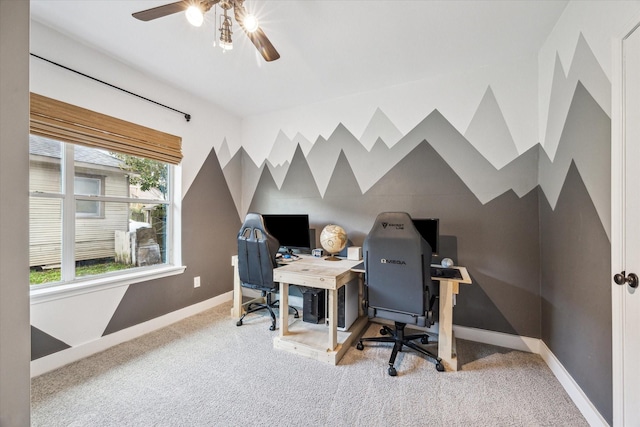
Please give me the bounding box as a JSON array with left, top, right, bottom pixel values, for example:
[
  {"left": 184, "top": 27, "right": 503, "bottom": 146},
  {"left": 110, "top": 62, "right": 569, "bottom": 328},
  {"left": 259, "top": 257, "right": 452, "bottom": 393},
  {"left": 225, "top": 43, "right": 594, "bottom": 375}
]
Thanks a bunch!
[
  {"left": 29, "top": 94, "right": 185, "bottom": 302},
  {"left": 74, "top": 173, "right": 105, "bottom": 218}
]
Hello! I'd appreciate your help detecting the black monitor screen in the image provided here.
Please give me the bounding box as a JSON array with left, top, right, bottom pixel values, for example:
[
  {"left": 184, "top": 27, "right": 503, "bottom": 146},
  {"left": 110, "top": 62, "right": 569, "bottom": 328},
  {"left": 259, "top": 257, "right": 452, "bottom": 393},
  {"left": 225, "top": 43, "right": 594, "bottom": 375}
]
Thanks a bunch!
[
  {"left": 412, "top": 218, "right": 439, "bottom": 255},
  {"left": 262, "top": 214, "right": 311, "bottom": 252}
]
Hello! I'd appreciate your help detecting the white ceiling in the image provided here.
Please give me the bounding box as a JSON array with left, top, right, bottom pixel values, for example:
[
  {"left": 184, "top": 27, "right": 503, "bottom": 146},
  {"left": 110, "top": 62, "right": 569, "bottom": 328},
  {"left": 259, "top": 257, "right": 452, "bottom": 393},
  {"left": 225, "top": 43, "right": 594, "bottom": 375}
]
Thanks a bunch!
[{"left": 30, "top": 0, "right": 569, "bottom": 118}]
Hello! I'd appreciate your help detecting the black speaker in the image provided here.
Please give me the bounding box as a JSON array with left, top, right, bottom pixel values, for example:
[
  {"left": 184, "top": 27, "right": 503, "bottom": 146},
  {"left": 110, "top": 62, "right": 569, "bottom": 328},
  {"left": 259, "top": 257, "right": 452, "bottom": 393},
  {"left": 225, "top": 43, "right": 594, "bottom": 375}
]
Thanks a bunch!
[{"left": 303, "top": 288, "right": 325, "bottom": 324}]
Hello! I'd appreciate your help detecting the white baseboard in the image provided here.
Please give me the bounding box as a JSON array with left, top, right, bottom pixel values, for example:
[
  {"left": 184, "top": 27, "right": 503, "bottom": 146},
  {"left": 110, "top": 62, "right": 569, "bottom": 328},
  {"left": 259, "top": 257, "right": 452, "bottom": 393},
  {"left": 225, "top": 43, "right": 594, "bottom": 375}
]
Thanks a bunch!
[
  {"left": 30, "top": 291, "right": 233, "bottom": 377},
  {"left": 453, "top": 325, "right": 540, "bottom": 353},
  {"left": 453, "top": 325, "right": 607, "bottom": 427},
  {"left": 538, "top": 341, "right": 609, "bottom": 427}
]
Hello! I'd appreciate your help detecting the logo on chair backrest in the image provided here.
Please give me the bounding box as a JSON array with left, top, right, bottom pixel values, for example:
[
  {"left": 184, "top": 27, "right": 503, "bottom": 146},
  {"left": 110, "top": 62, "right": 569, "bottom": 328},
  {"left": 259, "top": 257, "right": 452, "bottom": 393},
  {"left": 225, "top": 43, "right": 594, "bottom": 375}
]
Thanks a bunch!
[
  {"left": 381, "top": 258, "right": 406, "bottom": 265},
  {"left": 381, "top": 222, "right": 404, "bottom": 230}
]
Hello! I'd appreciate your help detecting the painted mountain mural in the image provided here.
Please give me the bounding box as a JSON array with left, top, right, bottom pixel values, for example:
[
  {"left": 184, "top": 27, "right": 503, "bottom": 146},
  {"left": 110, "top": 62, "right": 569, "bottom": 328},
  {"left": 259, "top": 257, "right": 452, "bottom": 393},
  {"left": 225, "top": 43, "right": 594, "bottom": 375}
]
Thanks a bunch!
[{"left": 245, "top": 68, "right": 610, "bottom": 341}]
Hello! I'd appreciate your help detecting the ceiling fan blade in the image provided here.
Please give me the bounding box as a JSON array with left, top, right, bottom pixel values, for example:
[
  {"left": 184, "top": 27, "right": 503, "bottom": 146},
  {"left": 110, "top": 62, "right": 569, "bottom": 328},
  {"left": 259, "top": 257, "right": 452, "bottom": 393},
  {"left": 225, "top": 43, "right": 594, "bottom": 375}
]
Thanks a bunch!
[
  {"left": 132, "top": 1, "right": 190, "bottom": 21},
  {"left": 234, "top": 4, "right": 280, "bottom": 62},
  {"left": 246, "top": 29, "right": 281, "bottom": 62}
]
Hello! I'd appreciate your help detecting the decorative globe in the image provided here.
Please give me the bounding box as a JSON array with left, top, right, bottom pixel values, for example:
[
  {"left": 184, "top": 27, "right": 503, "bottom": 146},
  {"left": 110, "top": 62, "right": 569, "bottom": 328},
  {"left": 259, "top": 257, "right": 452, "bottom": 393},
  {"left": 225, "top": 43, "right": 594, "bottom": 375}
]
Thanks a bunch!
[
  {"left": 320, "top": 224, "right": 348, "bottom": 261},
  {"left": 441, "top": 257, "right": 454, "bottom": 268}
]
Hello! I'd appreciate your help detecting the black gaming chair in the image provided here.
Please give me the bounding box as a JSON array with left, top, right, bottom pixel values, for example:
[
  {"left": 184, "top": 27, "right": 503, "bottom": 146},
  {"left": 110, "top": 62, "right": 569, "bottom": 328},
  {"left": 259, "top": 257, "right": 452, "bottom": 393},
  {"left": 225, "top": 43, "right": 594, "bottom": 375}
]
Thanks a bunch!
[
  {"left": 236, "top": 212, "right": 299, "bottom": 331},
  {"left": 357, "top": 212, "right": 444, "bottom": 375}
]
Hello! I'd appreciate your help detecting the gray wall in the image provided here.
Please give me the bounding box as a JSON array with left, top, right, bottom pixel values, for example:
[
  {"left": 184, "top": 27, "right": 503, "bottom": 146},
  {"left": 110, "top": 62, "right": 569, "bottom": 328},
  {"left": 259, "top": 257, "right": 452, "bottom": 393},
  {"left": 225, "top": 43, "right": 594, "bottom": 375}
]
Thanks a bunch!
[
  {"left": 0, "top": 0, "right": 31, "bottom": 424},
  {"left": 540, "top": 82, "right": 612, "bottom": 422}
]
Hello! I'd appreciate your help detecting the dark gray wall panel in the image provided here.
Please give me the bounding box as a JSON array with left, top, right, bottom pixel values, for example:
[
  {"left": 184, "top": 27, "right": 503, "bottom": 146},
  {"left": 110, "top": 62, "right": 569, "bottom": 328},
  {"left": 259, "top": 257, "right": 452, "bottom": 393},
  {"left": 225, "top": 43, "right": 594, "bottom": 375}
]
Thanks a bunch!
[
  {"left": 540, "top": 161, "right": 612, "bottom": 424},
  {"left": 250, "top": 130, "right": 541, "bottom": 338},
  {"left": 540, "top": 78, "right": 612, "bottom": 425},
  {"left": 102, "top": 147, "right": 241, "bottom": 335},
  {"left": 31, "top": 326, "right": 70, "bottom": 360}
]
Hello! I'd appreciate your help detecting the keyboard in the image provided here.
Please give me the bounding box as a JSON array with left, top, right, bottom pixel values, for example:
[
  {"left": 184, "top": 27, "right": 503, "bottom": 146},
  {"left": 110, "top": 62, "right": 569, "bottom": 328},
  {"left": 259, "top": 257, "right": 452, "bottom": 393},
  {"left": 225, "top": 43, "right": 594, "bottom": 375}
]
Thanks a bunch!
[{"left": 430, "top": 266, "right": 463, "bottom": 280}]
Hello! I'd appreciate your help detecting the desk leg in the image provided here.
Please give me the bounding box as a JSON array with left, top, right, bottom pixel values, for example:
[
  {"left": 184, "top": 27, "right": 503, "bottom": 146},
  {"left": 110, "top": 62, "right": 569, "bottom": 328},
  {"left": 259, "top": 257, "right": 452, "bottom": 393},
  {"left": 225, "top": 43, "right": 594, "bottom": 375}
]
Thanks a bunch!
[
  {"left": 280, "top": 282, "right": 289, "bottom": 336},
  {"left": 231, "top": 256, "right": 242, "bottom": 318},
  {"left": 438, "top": 280, "right": 458, "bottom": 371},
  {"left": 327, "top": 288, "right": 338, "bottom": 351}
]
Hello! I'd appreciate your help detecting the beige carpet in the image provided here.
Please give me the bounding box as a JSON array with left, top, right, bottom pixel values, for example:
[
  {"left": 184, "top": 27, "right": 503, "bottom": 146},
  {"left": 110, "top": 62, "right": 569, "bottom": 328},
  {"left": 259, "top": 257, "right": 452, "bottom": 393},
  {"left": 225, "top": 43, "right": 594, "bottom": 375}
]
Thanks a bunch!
[{"left": 31, "top": 301, "right": 588, "bottom": 426}]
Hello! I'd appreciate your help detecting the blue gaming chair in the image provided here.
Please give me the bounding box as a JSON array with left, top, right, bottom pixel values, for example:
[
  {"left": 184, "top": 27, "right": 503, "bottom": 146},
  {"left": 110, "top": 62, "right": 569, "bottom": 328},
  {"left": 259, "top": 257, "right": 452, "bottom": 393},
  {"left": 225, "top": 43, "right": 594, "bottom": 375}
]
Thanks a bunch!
[{"left": 357, "top": 212, "right": 443, "bottom": 375}]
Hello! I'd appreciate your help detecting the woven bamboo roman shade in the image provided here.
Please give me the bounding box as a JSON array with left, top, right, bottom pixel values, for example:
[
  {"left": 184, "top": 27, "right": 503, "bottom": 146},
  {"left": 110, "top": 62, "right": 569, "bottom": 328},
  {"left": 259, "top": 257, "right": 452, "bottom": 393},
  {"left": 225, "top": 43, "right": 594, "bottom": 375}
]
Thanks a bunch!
[{"left": 30, "top": 93, "right": 182, "bottom": 165}]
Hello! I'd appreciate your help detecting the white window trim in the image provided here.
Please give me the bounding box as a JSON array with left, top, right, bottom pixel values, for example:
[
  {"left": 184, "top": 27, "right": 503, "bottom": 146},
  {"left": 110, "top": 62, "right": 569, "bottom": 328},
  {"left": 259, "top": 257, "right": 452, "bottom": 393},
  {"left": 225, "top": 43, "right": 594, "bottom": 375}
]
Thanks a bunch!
[
  {"left": 30, "top": 264, "right": 186, "bottom": 304},
  {"left": 29, "top": 150, "right": 184, "bottom": 301}
]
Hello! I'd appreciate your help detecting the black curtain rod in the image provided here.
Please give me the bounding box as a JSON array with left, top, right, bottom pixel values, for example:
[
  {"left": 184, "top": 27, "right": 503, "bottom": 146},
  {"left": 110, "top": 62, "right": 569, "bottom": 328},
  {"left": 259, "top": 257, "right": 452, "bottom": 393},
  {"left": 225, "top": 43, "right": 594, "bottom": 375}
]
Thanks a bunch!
[{"left": 30, "top": 53, "right": 191, "bottom": 122}]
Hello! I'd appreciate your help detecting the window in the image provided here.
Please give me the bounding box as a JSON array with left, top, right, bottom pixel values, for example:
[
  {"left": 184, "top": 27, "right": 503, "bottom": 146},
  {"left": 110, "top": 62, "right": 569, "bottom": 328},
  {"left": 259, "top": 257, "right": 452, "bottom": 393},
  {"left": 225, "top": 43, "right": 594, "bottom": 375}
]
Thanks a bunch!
[
  {"left": 29, "top": 93, "right": 184, "bottom": 293},
  {"left": 75, "top": 175, "right": 104, "bottom": 217}
]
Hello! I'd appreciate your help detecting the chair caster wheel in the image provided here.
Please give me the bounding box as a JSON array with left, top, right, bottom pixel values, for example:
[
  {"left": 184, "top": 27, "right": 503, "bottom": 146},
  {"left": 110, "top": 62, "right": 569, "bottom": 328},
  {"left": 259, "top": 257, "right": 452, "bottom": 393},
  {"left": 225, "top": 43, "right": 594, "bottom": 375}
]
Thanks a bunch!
[
  {"left": 356, "top": 342, "right": 364, "bottom": 351},
  {"left": 421, "top": 336, "right": 429, "bottom": 344},
  {"left": 388, "top": 366, "right": 397, "bottom": 376},
  {"left": 236, "top": 320, "right": 243, "bottom": 327},
  {"left": 380, "top": 328, "right": 388, "bottom": 335},
  {"left": 269, "top": 324, "right": 276, "bottom": 331},
  {"left": 435, "top": 363, "right": 445, "bottom": 372}
]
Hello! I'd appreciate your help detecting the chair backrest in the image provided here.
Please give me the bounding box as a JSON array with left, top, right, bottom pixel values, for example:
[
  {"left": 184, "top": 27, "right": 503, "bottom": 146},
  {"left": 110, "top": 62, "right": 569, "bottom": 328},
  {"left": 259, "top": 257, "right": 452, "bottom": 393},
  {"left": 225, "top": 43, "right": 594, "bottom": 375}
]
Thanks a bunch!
[
  {"left": 237, "top": 213, "right": 280, "bottom": 292},
  {"left": 363, "top": 212, "right": 433, "bottom": 326}
]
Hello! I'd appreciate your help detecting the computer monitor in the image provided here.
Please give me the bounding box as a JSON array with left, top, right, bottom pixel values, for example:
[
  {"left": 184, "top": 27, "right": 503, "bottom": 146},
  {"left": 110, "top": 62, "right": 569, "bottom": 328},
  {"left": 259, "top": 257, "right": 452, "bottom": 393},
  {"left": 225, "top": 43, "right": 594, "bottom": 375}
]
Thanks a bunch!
[
  {"left": 262, "top": 214, "right": 312, "bottom": 253},
  {"left": 412, "top": 218, "right": 439, "bottom": 255}
]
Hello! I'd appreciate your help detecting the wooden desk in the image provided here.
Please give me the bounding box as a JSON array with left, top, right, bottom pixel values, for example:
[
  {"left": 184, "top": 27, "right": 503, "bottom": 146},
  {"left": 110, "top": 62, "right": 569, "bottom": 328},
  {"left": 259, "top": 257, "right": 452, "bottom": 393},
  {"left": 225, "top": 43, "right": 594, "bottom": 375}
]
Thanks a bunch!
[
  {"left": 432, "top": 266, "right": 472, "bottom": 371},
  {"left": 231, "top": 255, "right": 471, "bottom": 370},
  {"left": 272, "top": 256, "right": 368, "bottom": 365}
]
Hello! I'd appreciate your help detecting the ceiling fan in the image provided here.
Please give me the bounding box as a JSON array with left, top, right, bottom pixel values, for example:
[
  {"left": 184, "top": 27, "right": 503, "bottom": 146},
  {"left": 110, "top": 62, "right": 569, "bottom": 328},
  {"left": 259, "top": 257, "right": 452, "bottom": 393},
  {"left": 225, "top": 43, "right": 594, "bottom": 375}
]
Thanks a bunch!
[{"left": 132, "top": 0, "right": 280, "bottom": 62}]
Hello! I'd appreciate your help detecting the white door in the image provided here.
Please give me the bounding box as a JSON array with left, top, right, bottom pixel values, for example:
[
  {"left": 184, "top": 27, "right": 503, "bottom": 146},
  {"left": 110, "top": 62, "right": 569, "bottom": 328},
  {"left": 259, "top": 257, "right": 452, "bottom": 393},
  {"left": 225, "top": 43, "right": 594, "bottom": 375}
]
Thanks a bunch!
[{"left": 612, "top": 22, "right": 640, "bottom": 427}]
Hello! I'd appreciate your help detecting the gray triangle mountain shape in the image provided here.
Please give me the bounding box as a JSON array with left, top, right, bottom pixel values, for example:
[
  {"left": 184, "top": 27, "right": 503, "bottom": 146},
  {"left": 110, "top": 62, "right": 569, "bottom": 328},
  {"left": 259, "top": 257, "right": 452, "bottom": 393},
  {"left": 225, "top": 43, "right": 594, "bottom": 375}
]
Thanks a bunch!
[
  {"left": 464, "top": 86, "right": 518, "bottom": 169},
  {"left": 31, "top": 326, "right": 71, "bottom": 361},
  {"left": 280, "top": 144, "right": 322, "bottom": 198},
  {"left": 266, "top": 157, "right": 291, "bottom": 189},
  {"left": 247, "top": 161, "right": 280, "bottom": 213},
  {"left": 217, "top": 138, "right": 232, "bottom": 167},
  {"left": 543, "top": 32, "right": 610, "bottom": 160},
  {"left": 324, "top": 150, "right": 362, "bottom": 198},
  {"left": 539, "top": 81, "right": 611, "bottom": 239},
  {"left": 360, "top": 107, "right": 403, "bottom": 150},
  {"left": 306, "top": 124, "right": 354, "bottom": 197},
  {"left": 249, "top": 144, "right": 321, "bottom": 213},
  {"left": 364, "top": 138, "right": 473, "bottom": 198},
  {"left": 222, "top": 146, "right": 244, "bottom": 216}
]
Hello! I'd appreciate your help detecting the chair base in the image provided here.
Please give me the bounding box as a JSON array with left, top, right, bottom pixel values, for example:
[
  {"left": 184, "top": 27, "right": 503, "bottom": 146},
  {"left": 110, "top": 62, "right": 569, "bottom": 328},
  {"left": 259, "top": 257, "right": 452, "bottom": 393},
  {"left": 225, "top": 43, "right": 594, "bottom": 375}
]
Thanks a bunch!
[
  {"left": 236, "top": 292, "right": 299, "bottom": 331},
  {"left": 357, "top": 321, "right": 444, "bottom": 375}
]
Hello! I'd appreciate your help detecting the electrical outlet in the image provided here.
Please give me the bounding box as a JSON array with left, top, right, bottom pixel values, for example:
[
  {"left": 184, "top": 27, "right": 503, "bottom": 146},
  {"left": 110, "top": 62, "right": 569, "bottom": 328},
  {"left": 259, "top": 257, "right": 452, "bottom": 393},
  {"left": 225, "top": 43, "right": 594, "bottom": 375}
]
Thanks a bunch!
[{"left": 194, "top": 276, "right": 201, "bottom": 288}]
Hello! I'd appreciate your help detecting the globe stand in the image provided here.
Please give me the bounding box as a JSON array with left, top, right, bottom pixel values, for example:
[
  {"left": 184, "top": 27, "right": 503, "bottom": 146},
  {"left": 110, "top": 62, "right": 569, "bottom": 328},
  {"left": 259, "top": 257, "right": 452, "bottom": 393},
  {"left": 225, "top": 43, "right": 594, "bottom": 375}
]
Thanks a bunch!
[{"left": 324, "top": 253, "right": 341, "bottom": 261}]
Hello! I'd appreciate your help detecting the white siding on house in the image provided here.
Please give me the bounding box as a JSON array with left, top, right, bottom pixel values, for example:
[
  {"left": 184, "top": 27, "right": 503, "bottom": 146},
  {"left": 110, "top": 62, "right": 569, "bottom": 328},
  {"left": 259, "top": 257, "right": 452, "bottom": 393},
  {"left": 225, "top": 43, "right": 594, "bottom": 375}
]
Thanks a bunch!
[{"left": 29, "top": 159, "right": 129, "bottom": 267}]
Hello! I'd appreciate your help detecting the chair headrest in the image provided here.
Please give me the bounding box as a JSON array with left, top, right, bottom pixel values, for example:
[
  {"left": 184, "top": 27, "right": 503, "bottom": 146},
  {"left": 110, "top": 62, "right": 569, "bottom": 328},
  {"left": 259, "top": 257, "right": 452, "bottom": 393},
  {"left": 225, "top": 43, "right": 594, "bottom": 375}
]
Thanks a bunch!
[
  {"left": 368, "top": 212, "right": 416, "bottom": 238},
  {"left": 241, "top": 212, "right": 267, "bottom": 231}
]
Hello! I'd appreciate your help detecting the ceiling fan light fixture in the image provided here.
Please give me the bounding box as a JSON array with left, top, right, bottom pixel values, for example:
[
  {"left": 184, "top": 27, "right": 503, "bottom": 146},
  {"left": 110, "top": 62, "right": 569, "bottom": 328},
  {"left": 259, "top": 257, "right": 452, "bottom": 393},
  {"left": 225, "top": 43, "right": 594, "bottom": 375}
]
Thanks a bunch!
[
  {"left": 132, "top": 0, "right": 279, "bottom": 61},
  {"left": 243, "top": 14, "right": 259, "bottom": 33},
  {"left": 185, "top": 4, "right": 204, "bottom": 27},
  {"left": 219, "top": 14, "right": 233, "bottom": 50}
]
